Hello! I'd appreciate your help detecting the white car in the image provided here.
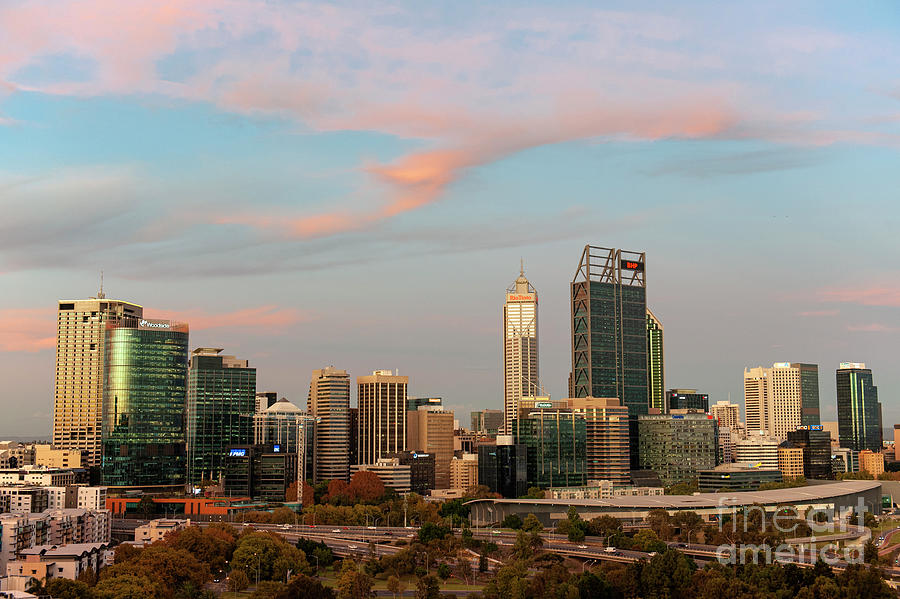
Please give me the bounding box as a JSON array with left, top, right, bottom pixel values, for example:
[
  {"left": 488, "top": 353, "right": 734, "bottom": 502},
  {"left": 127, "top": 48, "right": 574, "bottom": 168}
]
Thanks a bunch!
[
  {"left": 332, "top": 529, "right": 341, "bottom": 533},
  {"left": 578, "top": 545, "right": 587, "bottom": 549},
  {"left": 348, "top": 545, "right": 358, "bottom": 549}
]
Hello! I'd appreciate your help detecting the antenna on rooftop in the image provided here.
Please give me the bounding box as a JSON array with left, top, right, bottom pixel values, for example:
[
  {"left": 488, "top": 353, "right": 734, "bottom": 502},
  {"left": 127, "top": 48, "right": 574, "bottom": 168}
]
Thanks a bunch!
[{"left": 97, "top": 270, "right": 106, "bottom": 299}]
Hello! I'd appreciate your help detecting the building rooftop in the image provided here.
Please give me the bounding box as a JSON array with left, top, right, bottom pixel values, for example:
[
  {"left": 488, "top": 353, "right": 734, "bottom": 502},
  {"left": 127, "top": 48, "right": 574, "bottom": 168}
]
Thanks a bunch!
[
  {"left": 264, "top": 398, "right": 302, "bottom": 413},
  {"left": 20, "top": 542, "right": 110, "bottom": 558}
]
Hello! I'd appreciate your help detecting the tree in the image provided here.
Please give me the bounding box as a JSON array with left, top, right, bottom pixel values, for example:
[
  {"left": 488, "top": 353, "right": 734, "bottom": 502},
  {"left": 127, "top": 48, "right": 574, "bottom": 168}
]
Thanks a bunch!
[
  {"left": 25, "top": 578, "right": 47, "bottom": 597},
  {"left": 587, "top": 515, "right": 620, "bottom": 537},
  {"left": 456, "top": 553, "right": 473, "bottom": 586},
  {"left": 501, "top": 513, "right": 523, "bottom": 529},
  {"left": 436, "top": 563, "right": 451, "bottom": 580},
  {"left": 231, "top": 532, "right": 309, "bottom": 582},
  {"left": 415, "top": 574, "right": 441, "bottom": 599},
  {"left": 348, "top": 471, "right": 386, "bottom": 503},
  {"left": 326, "top": 480, "right": 351, "bottom": 504},
  {"left": 645, "top": 509, "right": 674, "bottom": 541},
  {"left": 418, "top": 522, "right": 451, "bottom": 544},
  {"left": 96, "top": 573, "right": 161, "bottom": 599},
  {"left": 164, "top": 525, "right": 235, "bottom": 574},
  {"left": 521, "top": 487, "right": 545, "bottom": 499},
  {"left": 336, "top": 560, "right": 374, "bottom": 599},
  {"left": 275, "top": 575, "right": 335, "bottom": 599},
  {"left": 46, "top": 578, "right": 97, "bottom": 599},
  {"left": 250, "top": 581, "right": 287, "bottom": 599},
  {"left": 672, "top": 511, "right": 704, "bottom": 544},
  {"left": 99, "top": 544, "right": 209, "bottom": 599},
  {"left": 386, "top": 575, "right": 403, "bottom": 599},
  {"left": 138, "top": 496, "right": 156, "bottom": 519},
  {"left": 227, "top": 569, "right": 250, "bottom": 592},
  {"left": 77, "top": 565, "right": 98, "bottom": 586},
  {"left": 521, "top": 513, "right": 543, "bottom": 533}
]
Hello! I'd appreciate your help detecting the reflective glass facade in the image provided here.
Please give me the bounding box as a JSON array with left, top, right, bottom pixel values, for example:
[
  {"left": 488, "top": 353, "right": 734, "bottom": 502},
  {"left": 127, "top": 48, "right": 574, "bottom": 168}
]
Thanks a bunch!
[
  {"left": 477, "top": 442, "right": 527, "bottom": 498},
  {"left": 101, "top": 320, "right": 189, "bottom": 487},
  {"left": 512, "top": 407, "right": 586, "bottom": 489},
  {"left": 795, "top": 363, "right": 821, "bottom": 427},
  {"left": 837, "top": 366, "right": 881, "bottom": 452},
  {"left": 646, "top": 310, "right": 664, "bottom": 413},
  {"left": 638, "top": 414, "right": 718, "bottom": 486}
]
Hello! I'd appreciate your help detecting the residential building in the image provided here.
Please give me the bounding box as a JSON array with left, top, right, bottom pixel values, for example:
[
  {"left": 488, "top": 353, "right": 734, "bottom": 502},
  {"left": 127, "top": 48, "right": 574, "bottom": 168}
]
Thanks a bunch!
[
  {"left": 7, "top": 542, "right": 110, "bottom": 582},
  {"left": 744, "top": 363, "right": 820, "bottom": 439},
  {"left": 0, "top": 467, "right": 76, "bottom": 487},
  {"left": 471, "top": 410, "right": 504, "bottom": 435},
  {"left": 571, "top": 246, "right": 648, "bottom": 467},
  {"left": 511, "top": 399, "right": 586, "bottom": 489},
  {"left": 53, "top": 295, "right": 143, "bottom": 467},
  {"left": 778, "top": 443, "right": 805, "bottom": 479},
  {"left": 186, "top": 348, "right": 256, "bottom": 485},
  {"left": 101, "top": 318, "right": 189, "bottom": 488},
  {"left": 637, "top": 413, "right": 718, "bottom": 486},
  {"left": 308, "top": 367, "right": 351, "bottom": 483},
  {"left": 503, "top": 265, "right": 540, "bottom": 434},
  {"left": 450, "top": 453, "right": 478, "bottom": 493},
  {"left": 665, "top": 389, "right": 709, "bottom": 413},
  {"left": 0, "top": 509, "right": 111, "bottom": 575},
  {"left": 0, "top": 443, "right": 35, "bottom": 469},
  {"left": 698, "top": 464, "right": 782, "bottom": 492},
  {"left": 565, "top": 397, "right": 630, "bottom": 485},
  {"left": 255, "top": 392, "right": 278, "bottom": 413},
  {"left": 733, "top": 435, "right": 780, "bottom": 471},
  {"left": 351, "top": 459, "right": 411, "bottom": 494},
  {"left": 406, "top": 407, "right": 454, "bottom": 489},
  {"left": 836, "top": 363, "right": 882, "bottom": 452},
  {"left": 710, "top": 401, "right": 740, "bottom": 430},
  {"left": 134, "top": 518, "right": 190, "bottom": 543},
  {"left": 477, "top": 437, "right": 527, "bottom": 499},
  {"left": 0, "top": 488, "right": 49, "bottom": 514},
  {"left": 859, "top": 450, "right": 885, "bottom": 476},
  {"left": 646, "top": 310, "right": 664, "bottom": 412},
  {"left": 253, "top": 399, "right": 316, "bottom": 485},
  {"left": 786, "top": 427, "right": 833, "bottom": 479},
  {"left": 33, "top": 446, "right": 81, "bottom": 470},
  {"left": 357, "top": 370, "right": 408, "bottom": 466}
]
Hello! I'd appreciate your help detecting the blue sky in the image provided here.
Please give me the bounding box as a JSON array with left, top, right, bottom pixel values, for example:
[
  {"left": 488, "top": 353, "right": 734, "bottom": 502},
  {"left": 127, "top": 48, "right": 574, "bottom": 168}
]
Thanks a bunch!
[{"left": 0, "top": 1, "right": 898, "bottom": 437}]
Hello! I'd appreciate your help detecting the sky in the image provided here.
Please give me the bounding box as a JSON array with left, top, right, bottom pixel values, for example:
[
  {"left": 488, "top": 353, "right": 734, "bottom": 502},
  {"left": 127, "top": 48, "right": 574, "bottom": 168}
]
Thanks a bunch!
[{"left": 0, "top": 1, "right": 898, "bottom": 438}]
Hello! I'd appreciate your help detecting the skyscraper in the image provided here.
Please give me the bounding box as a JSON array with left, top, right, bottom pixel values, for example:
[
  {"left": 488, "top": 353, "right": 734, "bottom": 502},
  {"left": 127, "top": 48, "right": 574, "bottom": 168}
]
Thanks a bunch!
[
  {"left": 511, "top": 399, "right": 586, "bottom": 489},
  {"left": 308, "top": 367, "right": 351, "bottom": 483},
  {"left": 186, "top": 348, "right": 256, "bottom": 485},
  {"left": 357, "top": 370, "right": 408, "bottom": 466},
  {"left": 255, "top": 392, "right": 278, "bottom": 413},
  {"left": 503, "top": 265, "right": 539, "bottom": 434},
  {"left": 646, "top": 309, "right": 664, "bottom": 413},
  {"left": 53, "top": 294, "right": 143, "bottom": 467},
  {"left": 101, "top": 317, "right": 189, "bottom": 488},
  {"left": 571, "top": 246, "right": 647, "bottom": 466},
  {"left": 744, "top": 363, "right": 820, "bottom": 439},
  {"left": 836, "top": 363, "right": 882, "bottom": 452},
  {"left": 565, "top": 397, "right": 630, "bottom": 486},
  {"left": 637, "top": 413, "right": 718, "bottom": 486},
  {"left": 407, "top": 406, "right": 455, "bottom": 489},
  {"left": 471, "top": 409, "right": 504, "bottom": 435}
]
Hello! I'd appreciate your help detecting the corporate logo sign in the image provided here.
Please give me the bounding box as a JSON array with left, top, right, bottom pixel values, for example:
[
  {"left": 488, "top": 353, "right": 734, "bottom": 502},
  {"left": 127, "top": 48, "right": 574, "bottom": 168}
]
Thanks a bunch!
[{"left": 139, "top": 319, "right": 171, "bottom": 329}]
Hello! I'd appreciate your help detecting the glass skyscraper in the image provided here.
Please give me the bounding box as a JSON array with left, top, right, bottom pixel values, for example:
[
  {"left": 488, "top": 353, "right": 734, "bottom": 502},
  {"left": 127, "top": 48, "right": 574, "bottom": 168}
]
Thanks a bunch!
[
  {"left": 511, "top": 399, "right": 586, "bottom": 489},
  {"left": 837, "top": 363, "right": 881, "bottom": 452},
  {"left": 101, "top": 318, "right": 189, "bottom": 488},
  {"left": 638, "top": 413, "right": 718, "bottom": 486},
  {"left": 646, "top": 309, "right": 664, "bottom": 413},
  {"left": 254, "top": 399, "right": 316, "bottom": 486},
  {"left": 186, "top": 348, "right": 256, "bottom": 485}
]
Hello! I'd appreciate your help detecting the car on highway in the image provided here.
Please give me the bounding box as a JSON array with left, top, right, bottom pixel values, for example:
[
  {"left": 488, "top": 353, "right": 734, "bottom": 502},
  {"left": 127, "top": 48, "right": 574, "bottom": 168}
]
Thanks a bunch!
[
  {"left": 367, "top": 526, "right": 376, "bottom": 529},
  {"left": 282, "top": 524, "right": 291, "bottom": 529},
  {"left": 604, "top": 547, "right": 616, "bottom": 553},
  {"left": 348, "top": 545, "right": 358, "bottom": 549},
  {"left": 332, "top": 529, "right": 341, "bottom": 533},
  {"left": 648, "top": 552, "right": 658, "bottom": 557},
  {"left": 577, "top": 545, "right": 587, "bottom": 549}
]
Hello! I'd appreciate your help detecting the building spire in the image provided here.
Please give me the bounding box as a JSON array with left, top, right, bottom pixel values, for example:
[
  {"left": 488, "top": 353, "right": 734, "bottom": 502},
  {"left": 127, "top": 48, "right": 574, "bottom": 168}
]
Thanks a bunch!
[
  {"left": 520, "top": 257, "right": 524, "bottom": 277},
  {"left": 97, "top": 270, "right": 106, "bottom": 299}
]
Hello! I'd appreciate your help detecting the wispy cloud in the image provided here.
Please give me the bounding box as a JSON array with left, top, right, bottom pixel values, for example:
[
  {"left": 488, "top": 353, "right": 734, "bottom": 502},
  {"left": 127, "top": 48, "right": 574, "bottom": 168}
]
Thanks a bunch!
[
  {"left": 148, "top": 305, "right": 311, "bottom": 332},
  {"left": 818, "top": 284, "right": 900, "bottom": 307},
  {"left": 798, "top": 309, "right": 839, "bottom": 317},
  {"left": 846, "top": 323, "right": 900, "bottom": 333},
  {"left": 0, "top": 308, "right": 55, "bottom": 352}
]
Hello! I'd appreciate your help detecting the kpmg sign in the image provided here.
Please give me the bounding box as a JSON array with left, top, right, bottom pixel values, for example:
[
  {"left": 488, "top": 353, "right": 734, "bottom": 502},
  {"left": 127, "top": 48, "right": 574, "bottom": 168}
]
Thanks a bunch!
[
  {"left": 228, "top": 448, "right": 247, "bottom": 457},
  {"left": 139, "top": 319, "right": 171, "bottom": 329}
]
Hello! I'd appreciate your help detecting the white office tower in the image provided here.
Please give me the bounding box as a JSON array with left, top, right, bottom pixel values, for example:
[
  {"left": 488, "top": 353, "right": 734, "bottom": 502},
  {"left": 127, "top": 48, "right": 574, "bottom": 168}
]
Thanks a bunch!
[
  {"left": 711, "top": 401, "right": 740, "bottom": 430},
  {"left": 744, "top": 363, "right": 815, "bottom": 440},
  {"left": 503, "top": 264, "right": 539, "bottom": 434}
]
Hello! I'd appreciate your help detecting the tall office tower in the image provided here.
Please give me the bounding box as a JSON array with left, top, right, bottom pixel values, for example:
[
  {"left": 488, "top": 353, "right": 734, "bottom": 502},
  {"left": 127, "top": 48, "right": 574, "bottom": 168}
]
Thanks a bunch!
[
  {"left": 253, "top": 399, "right": 316, "bottom": 485},
  {"left": 665, "top": 389, "right": 709, "bottom": 412},
  {"left": 477, "top": 436, "right": 528, "bottom": 498},
  {"left": 407, "top": 406, "right": 455, "bottom": 489},
  {"left": 308, "top": 367, "right": 351, "bottom": 483},
  {"left": 186, "top": 348, "right": 256, "bottom": 485},
  {"left": 646, "top": 309, "right": 664, "bottom": 413},
  {"left": 503, "top": 265, "right": 539, "bottom": 434},
  {"left": 357, "top": 370, "right": 408, "bottom": 466},
  {"left": 637, "top": 413, "right": 718, "bottom": 486},
  {"left": 837, "top": 363, "right": 882, "bottom": 452},
  {"left": 711, "top": 401, "right": 740, "bottom": 429},
  {"left": 54, "top": 294, "right": 143, "bottom": 467},
  {"left": 101, "top": 318, "right": 189, "bottom": 488},
  {"left": 471, "top": 409, "right": 505, "bottom": 435},
  {"left": 744, "top": 363, "right": 820, "bottom": 440},
  {"left": 511, "top": 398, "right": 586, "bottom": 488},
  {"left": 255, "top": 392, "right": 278, "bottom": 413},
  {"left": 566, "top": 397, "right": 630, "bottom": 486},
  {"left": 786, "top": 427, "right": 832, "bottom": 479},
  {"left": 571, "top": 246, "right": 647, "bottom": 467}
]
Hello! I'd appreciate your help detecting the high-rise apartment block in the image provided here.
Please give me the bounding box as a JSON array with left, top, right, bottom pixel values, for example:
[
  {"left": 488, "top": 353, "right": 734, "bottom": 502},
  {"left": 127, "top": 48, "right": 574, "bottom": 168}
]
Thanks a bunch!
[
  {"left": 357, "top": 370, "right": 408, "bottom": 466},
  {"left": 101, "top": 318, "right": 189, "bottom": 488},
  {"left": 744, "top": 363, "right": 820, "bottom": 439},
  {"left": 711, "top": 401, "right": 740, "bottom": 429},
  {"left": 186, "top": 348, "right": 256, "bottom": 484},
  {"left": 407, "top": 406, "right": 454, "bottom": 489},
  {"left": 503, "top": 266, "right": 539, "bottom": 434},
  {"left": 565, "top": 397, "right": 630, "bottom": 486},
  {"left": 54, "top": 295, "right": 143, "bottom": 467},
  {"left": 308, "top": 367, "right": 351, "bottom": 483},
  {"left": 646, "top": 310, "right": 664, "bottom": 413},
  {"left": 859, "top": 450, "right": 885, "bottom": 476},
  {"left": 665, "top": 389, "right": 708, "bottom": 413},
  {"left": 836, "top": 363, "right": 882, "bottom": 452},
  {"left": 471, "top": 409, "right": 504, "bottom": 435},
  {"left": 637, "top": 413, "right": 718, "bottom": 486}
]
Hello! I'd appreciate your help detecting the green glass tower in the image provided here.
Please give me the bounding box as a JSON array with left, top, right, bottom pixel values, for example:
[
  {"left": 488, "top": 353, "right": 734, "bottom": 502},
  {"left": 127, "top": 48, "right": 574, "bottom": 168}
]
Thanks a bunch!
[
  {"left": 638, "top": 413, "right": 718, "bottom": 486},
  {"left": 646, "top": 309, "right": 664, "bottom": 413},
  {"left": 837, "top": 363, "right": 881, "bottom": 452},
  {"left": 102, "top": 318, "right": 189, "bottom": 488},
  {"left": 511, "top": 399, "right": 586, "bottom": 489},
  {"left": 794, "top": 362, "right": 821, "bottom": 427},
  {"left": 186, "top": 348, "right": 256, "bottom": 485}
]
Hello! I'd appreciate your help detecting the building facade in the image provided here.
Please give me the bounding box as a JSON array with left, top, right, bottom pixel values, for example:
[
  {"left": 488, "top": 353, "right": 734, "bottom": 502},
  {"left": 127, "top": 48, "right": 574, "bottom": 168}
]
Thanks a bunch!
[
  {"left": 511, "top": 400, "right": 586, "bottom": 489},
  {"left": 778, "top": 443, "right": 805, "bottom": 479},
  {"left": 255, "top": 391, "right": 278, "bottom": 413},
  {"left": 450, "top": 453, "right": 478, "bottom": 493},
  {"left": 744, "top": 363, "right": 820, "bottom": 439},
  {"left": 665, "top": 389, "right": 709, "bottom": 413},
  {"left": 786, "top": 427, "right": 832, "bottom": 479},
  {"left": 565, "top": 397, "right": 630, "bottom": 485},
  {"left": 309, "top": 367, "right": 351, "bottom": 483},
  {"left": 357, "top": 370, "right": 408, "bottom": 466},
  {"left": 477, "top": 438, "right": 527, "bottom": 499},
  {"left": 101, "top": 318, "right": 189, "bottom": 488},
  {"left": 253, "top": 399, "right": 316, "bottom": 485},
  {"left": 186, "top": 348, "right": 256, "bottom": 485},
  {"left": 637, "top": 413, "right": 718, "bottom": 486},
  {"left": 836, "top": 363, "right": 882, "bottom": 452},
  {"left": 351, "top": 459, "right": 411, "bottom": 494},
  {"left": 646, "top": 309, "right": 664, "bottom": 413},
  {"left": 710, "top": 401, "right": 740, "bottom": 430},
  {"left": 733, "top": 436, "right": 780, "bottom": 471},
  {"left": 471, "top": 410, "right": 504, "bottom": 435},
  {"left": 503, "top": 266, "right": 540, "bottom": 434},
  {"left": 54, "top": 296, "right": 143, "bottom": 467},
  {"left": 406, "top": 407, "right": 454, "bottom": 489},
  {"left": 859, "top": 450, "right": 885, "bottom": 476}
]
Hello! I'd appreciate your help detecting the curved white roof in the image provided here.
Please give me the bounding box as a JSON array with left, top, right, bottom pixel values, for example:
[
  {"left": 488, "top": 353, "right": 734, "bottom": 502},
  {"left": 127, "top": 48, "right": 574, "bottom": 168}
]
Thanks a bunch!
[{"left": 265, "top": 398, "right": 302, "bottom": 413}]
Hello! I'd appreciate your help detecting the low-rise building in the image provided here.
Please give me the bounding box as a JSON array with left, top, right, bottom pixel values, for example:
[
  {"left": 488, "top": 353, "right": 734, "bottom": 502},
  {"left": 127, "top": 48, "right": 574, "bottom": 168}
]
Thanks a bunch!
[
  {"left": 698, "top": 464, "right": 782, "bottom": 491},
  {"left": 351, "top": 459, "right": 411, "bottom": 494},
  {"left": 450, "top": 453, "right": 478, "bottom": 493},
  {"left": 0, "top": 467, "right": 75, "bottom": 487},
  {"left": 778, "top": 443, "right": 805, "bottom": 479},
  {"left": 6, "top": 542, "right": 109, "bottom": 582},
  {"left": 0, "top": 509, "right": 110, "bottom": 574},
  {"left": 33, "top": 446, "right": 82, "bottom": 470},
  {"left": 547, "top": 480, "right": 664, "bottom": 499},
  {"left": 859, "top": 450, "right": 885, "bottom": 476},
  {"left": 733, "top": 436, "right": 780, "bottom": 471},
  {"left": 134, "top": 519, "right": 191, "bottom": 544},
  {"left": 0, "top": 488, "right": 49, "bottom": 514}
]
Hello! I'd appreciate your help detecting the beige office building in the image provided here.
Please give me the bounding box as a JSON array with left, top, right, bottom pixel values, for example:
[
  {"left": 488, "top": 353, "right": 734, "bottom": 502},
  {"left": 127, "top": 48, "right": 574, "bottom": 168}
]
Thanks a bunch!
[
  {"left": 565, "top": 397, "right": 630, "bottom": 485},
  {"left": 823, "top": 421, "right": 840, "bottom": 447},
  {"left": 859, "top": 450, "right": 885, "bottom": 476},
  {"left": 450, "top": 453, "right": 478, "bottom": 492},
  {"left": 503, "top": 266, "right": 539, "bottom": 434},
  {"left": 309, "top": 367, "right": 351, "bottom": 482},
  {"left": 744, "top": 363, "right": 806, "bottom": 439},
  {"left": 711, "top": 401, "right": 740, "bottom": 430},
  {"left": 407, "top": 406, "right": 454, "bottom": 489},
  {"left": 734, "top": 435, "right": 780, "bottom": 470},
  {"left": 34, "top": 445, "right": 82, "bottom": 469},
  {"left": 358, "top": 370, "right": 408, "bottom": 465},
  {"left": 53, "top": 295, "right": 143, "bottom": 467},
  {"left": 778, "top": 445, "right": 804, "bottom": 479}
]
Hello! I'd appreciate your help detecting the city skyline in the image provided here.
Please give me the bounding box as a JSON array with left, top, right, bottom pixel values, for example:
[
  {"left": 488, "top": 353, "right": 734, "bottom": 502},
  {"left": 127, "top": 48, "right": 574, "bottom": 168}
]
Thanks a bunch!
[{"left": 1, "top": 2, "right": 898, "bottom": 436}]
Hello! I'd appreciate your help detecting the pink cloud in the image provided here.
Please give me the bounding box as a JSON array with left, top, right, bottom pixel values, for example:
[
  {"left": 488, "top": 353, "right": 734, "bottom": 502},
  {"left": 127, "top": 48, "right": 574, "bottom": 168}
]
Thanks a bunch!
[
  {"left": 0, "top": 308, "right": 55, "bottom": 352},
  {"left": 818, "top": 285, "right": 900, "bottom": 307},
  {"left": 148, "top": 305, "right": 308, "bottom": 332},
  {"left": 798, "top": 309, "right": 839, "bottom": 317},
  {"left": 846, "top": 323, "right": 900, "bottom": 333}
]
